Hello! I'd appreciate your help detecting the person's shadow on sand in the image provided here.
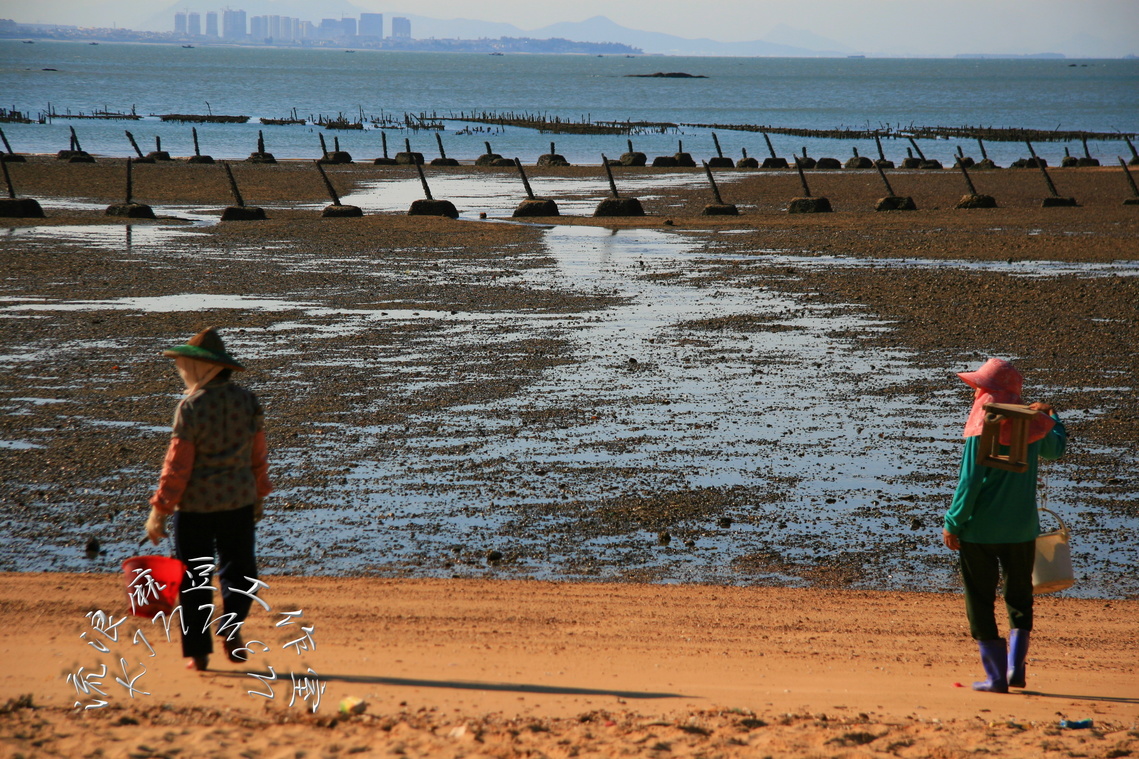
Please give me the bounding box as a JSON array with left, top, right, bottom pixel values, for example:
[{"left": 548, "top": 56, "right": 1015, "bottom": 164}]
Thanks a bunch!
[
  {"left": 1018, "top": 690, "right": 1139, "bottom": 705},
  {"left": 213, "top": 669, "right": 690, "bottom": 700}
]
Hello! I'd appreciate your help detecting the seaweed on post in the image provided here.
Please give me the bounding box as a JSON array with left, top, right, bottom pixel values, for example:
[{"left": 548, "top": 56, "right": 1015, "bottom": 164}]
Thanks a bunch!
[
  {"left": 701, "top": 160, "right": 739, "bottom": 215},
  {"left": 594, "top": 155, "right": 645, "bottom": 217},
  {"left": 872, "top": 162, "right": 916, "bottom": 211},
  {"left": 314, "top": 160, "right": 363, "bottom": 217},
  {"left": 511, "top": 158, "right": 559, "bottom": 217},
  {"left": 0, "top": 153, "right": 44, "bottom": 217},
  {"left": 105, "top": 156, "right": 156, "bottom": 219},
  {"left": 373, "top": 131, "right": 397, "bottom": 166},
  {"left": 187, "top": 127, "right": 215, "bottom": 164},
  {"left": 954, "top": 162, "right": 998, "bottom": 209},
  {"left": 220, "top": 161, "right": 267, "bottom": 220},
  {"left": 706, "top": 133, "right": 733, "bottom": 168},
  {"left": 788, "top": 159, "right": 832, "bottom": 213},
  {"left": 407, "top": 161, "right": 459, "bottom": 218}
]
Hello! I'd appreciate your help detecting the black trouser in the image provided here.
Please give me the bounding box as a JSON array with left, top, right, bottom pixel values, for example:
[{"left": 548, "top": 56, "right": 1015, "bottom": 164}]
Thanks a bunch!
[
  {"left": 172, "top": 505, "right": 258, "bottom": 658},
  {"left": 959, "top": 539, "right": 1035, "bottom": 641}
]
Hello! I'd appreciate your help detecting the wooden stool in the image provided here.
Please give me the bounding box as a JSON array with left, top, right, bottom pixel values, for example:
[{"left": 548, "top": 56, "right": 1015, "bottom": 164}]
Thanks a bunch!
[{"left": 978, "top": 403, "right": 1039, "bottom": 473}]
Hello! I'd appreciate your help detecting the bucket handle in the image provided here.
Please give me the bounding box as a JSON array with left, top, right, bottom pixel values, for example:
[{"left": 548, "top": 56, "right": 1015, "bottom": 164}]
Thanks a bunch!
[{"left": 1038, "top": 506, "right": 1069, "bottom": 540}]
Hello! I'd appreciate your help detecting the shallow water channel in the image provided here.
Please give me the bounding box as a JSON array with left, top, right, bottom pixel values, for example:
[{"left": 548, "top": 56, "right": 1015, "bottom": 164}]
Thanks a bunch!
[
  {"left": 267, "top": 224, "right": 1135, "bottom": 597},
  {"left": 4, "top": 218, "right": 1136, "bottom": 597}
]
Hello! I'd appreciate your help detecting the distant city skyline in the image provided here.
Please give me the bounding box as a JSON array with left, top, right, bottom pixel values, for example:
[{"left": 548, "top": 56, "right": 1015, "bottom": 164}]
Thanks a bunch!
[
  {"left": 170, "top": 8, "right": 410, "bottom": 42},
  {"left": 2, "top": 0, "right": 1136, "bottom": 57}
]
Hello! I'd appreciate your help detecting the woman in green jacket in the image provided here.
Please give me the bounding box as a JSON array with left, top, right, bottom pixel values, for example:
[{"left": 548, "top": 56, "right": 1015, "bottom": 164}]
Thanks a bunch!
[{"left": 942, "top": 358, "right": 1066, "bottom": 693}]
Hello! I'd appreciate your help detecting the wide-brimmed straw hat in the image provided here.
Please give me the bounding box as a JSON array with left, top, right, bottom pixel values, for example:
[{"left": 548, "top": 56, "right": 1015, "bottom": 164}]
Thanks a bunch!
[
  {"left": 956, "top": 357, "right": 1021, "bottom": 396},
  {"left": 162, "top": 327, "right": 245, "bottom": 370}
]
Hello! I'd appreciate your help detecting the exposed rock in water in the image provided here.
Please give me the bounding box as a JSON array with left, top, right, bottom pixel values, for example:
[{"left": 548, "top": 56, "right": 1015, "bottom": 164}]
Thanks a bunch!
[{"left": 625, "top": 72, "right": 707, "bottom": 78}]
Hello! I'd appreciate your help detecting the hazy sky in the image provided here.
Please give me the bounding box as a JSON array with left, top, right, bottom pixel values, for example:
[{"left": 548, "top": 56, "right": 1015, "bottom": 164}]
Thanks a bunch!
[{"left": 3, "top": 0, "right": 1137, "bottom": 56}]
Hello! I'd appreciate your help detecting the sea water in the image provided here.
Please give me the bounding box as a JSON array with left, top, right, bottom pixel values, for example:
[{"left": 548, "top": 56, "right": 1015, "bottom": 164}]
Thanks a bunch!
[{"left": 3, "top": 40, "right": 1137, "bottom": 165}]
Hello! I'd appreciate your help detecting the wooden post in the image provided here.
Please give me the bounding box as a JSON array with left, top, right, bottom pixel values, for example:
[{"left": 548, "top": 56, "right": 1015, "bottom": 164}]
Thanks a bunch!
[
  {"left": 626, "top": 139, "right": 634, "bottom": 154},
  {"left": 514, "top": 157, "right": 535, "bottom": 199},
  {"left": 907, "top": 137, "right": 926, "bottom": 161},
  {"left": 1027, "top": 141, "right": 1061, "bottom": 197},
  {"left": 959, "top": 162, "right": 978, "bottom": 195},
  {"left": 1119, "top": 157, "right": 1139, "bottom": 197},
  {"left": 874, "top": 161, "right": 896, "bottom": 196},
  {"left": 381, "top": 131, "right": 389, "bottom": 159},
  {"left": 484, "top": 141, "right": 493, "bottom": 155},
  {"left": 1082, "top": 137, "right": 1091, "bottom": 159},
  {"left": 125, "top": 130, "right": 145, "bottom": 158},
  {"left": 435, "top": 133, "right": 447, "bottom": 159},
  {"left": 795, "top": 159, "right": 812, "bottom": 197},
  {"left": 71, "top": 127, "right": 82, "bottom": 152},
  {"left": 257, "top": 131, "right": 266, "bottom": 154},
  {"left": 1, "top": 154, "right": 15, "bottom": 199},
  {"left": 192, "top": 127, "right": 202, "bottom": 156},
  {"left": 977, "top": 138, "right": 990, "bottom": 161},
  {"left": 314, "top": 160, "right": 341, "bottom": 205},
  {"left": 222, "top": 161, "right": 245, "bottom": 207},
  {"left": 602, "top": 155, "right": 620, "bottom": 198},
  {"left": 702, "top": 161, "right": 724, "bottom": 204},
  {"left": 0, "top": 153, "right": 44, "bottom": 217},
  {"left": 1126, "top": 137, "right": 1139, "bottom": 161},
  {"left": 414, "top": 160, "right": 433, "bottom": 200},
  {"left": 125, "top": 157, "right": 133, "bottom": 203},
  {"left": 712, "top": 133, "right": 724, "bottom": 158},
  {"left": 763, "top": 132, "right": 777, "bottom": 159},
  {"left": 334, "top": 136, "right": 340, "bottom": 153},
  {"left": 875, "top": 135, "right": 887, "bottom": 162},
  {"left": 405, "top": 138, "right": 412, "bottom": 153},
  {"left": 0, "top": 127, "right": 14, "bottom": 155},
  {"left": 977, "top": 403, "right": 1038, "bottom": 473}
]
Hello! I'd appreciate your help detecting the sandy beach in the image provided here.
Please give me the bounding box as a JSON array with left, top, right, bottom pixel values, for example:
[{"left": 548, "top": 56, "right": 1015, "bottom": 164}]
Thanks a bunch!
[
  {"left": 2, "top": 157, "right": 1138, "bottom": 755},
  {"left": 2, "top": 574, "right": 1137, "bottom": 758}
]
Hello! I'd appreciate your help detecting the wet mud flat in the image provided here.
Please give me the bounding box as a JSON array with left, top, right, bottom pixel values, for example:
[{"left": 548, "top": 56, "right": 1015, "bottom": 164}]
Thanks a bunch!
[{"left": 1, "top": 159, "right": 1137, "bottom": 598}]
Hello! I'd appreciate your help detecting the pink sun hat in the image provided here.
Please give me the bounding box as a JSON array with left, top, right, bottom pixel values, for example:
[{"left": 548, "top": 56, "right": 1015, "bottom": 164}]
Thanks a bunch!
[
  {"left": 957, "top": 358, "right": 1054, "bottom": 442},
  {"left": 957, "top": 358, "right": 1023, "bottom": 398}
]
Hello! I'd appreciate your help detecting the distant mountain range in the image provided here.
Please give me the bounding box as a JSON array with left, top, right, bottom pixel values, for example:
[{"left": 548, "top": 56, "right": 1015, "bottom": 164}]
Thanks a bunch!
[{"left": 401, "top": 15, "right": 854, "bottom": 57}]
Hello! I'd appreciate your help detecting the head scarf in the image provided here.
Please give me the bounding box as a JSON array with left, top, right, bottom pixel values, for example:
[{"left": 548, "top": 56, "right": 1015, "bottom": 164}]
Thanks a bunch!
[
  {"left": 175, "top": 356, "right": 223, "bottom": 395},
  {"left": 958, "top": 358, "right": 1054, "bottom": 443}
]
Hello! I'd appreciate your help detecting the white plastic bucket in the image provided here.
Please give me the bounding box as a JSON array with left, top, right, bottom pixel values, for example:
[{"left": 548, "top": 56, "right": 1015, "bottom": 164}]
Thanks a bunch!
[{"left": 1033, "top": 507, "right": 1075, "bottom": 595}]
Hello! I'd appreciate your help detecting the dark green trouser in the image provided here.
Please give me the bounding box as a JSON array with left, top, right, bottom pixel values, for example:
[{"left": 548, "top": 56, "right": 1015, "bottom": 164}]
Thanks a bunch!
[{"left": 959, "top": 539, "right": 1035, "bottom": 641}]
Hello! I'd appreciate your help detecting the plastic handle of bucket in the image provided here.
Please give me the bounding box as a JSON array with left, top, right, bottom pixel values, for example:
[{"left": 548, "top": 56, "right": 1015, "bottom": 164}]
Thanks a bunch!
[{"left": 1038, "top": 506, "right": 1069, "bottom": 540}]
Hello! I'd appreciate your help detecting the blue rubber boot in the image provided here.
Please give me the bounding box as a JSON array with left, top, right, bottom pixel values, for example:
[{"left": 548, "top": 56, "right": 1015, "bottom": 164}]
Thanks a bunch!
[
  {"left": 973, "top": 639, "right": 1009, "bottom": 693},
  {"left": 1007, "top": 629, "right": 1030, "bottom": 688}
]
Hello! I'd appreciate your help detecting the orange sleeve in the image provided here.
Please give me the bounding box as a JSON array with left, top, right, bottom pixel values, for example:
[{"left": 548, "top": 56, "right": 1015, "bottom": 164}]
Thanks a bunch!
[
  {"left": 252, "top": 428, "right": 272, "bottom": 499},
  {"left": 149, "top": 437, "right": 196, "bottom": 514}
]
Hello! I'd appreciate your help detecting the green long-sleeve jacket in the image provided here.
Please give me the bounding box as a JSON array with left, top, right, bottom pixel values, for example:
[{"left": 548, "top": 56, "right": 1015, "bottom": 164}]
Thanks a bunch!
[{"left": 944, "top": 415, "right": 1067, "bottom": 544}]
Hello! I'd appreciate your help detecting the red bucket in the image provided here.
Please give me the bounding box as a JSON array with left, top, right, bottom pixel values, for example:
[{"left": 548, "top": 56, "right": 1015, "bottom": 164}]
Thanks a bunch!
[{"left": 122, "top": 555, "right": 185, "bottom": 618}]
